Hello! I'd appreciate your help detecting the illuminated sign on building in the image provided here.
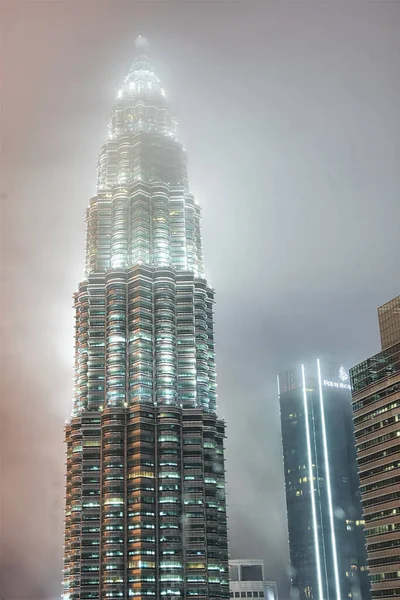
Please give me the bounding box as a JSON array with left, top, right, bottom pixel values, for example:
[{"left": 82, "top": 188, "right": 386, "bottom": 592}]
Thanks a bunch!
[
  {"left": 323, "top": 366, "right": 351, "bottom": 390},
  {"left": 323, "top": 379, "right": 351, "bottom": 390}
]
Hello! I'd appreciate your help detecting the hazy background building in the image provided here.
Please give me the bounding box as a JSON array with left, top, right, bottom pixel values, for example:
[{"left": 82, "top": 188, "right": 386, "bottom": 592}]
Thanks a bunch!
[
  {"left": 350, "top": 296, "right": 400, "bottom": 600},
  {"left": 279, "top": 359, "right": 370, "bottom": 600},
  {"left": 229, "top": 559, "right": 278, "bottom": 600},
  {"left": 62, "top": 38, "right": 229, "bottom": 600}
]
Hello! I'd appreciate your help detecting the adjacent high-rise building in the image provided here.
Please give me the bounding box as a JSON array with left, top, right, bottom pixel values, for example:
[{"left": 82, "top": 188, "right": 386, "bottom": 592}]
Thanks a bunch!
[
  {"left": 377, "top": 296, "right": 400, "bottom": 351},
  {"left": 62, "top": 36, "right": 229, "bottom": 600},
  {"left": 229, "top": 560, "right": 278, "bottom": 600},
  {"left": 350, "top": 296, "right": 400, "bottom": 600},
  {"left": 278, "top": 359, "right": 370, "bottom": 600}
]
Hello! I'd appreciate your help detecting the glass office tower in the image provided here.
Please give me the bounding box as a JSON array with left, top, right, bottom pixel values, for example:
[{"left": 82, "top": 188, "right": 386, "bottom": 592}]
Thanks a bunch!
[
  {"left": 278, "top": 359, "right": 370, "bottom": 600},
  {"left": 377, "top": 296, "right": 400, "bottom": 351},
  {"left": 350, "top": 297, "right": 400, "bottom": 600},
  {"left": 62, "top": 37, "right": 229, "bottom": 600}
]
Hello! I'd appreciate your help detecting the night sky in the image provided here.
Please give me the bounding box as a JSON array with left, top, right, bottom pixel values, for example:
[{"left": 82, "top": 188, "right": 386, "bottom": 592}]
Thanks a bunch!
[{"left": 1, "top": 2, "right": 400, "bottom": 599}]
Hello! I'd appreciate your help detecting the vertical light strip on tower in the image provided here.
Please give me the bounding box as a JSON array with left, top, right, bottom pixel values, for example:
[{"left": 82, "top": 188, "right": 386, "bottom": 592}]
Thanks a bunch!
[
  {"left": 317, "top": 358, "right": 341, "bottom": 600},
  {"left": 301, "top": 364, "right": 324, "bottom": 600}
]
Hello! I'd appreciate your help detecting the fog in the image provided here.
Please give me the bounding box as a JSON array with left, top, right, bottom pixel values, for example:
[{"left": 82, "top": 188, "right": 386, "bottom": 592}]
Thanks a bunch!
[{"left": 1, "top": 2, "right": 400, "bottom": 598}]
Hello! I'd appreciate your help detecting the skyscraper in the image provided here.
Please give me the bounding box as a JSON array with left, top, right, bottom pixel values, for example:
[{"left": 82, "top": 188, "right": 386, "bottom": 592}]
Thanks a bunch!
[
  {"left": 63, "top": 36, "right": 229, "bottom": 600},
  {"left": 377, "top": 296, "right": 400, "bottom": 351},
  {"left": 278, "top": 359, "right": 370, "bottom": 600},
  {"left": 350, "top": 296, "right": 400, "bottom": 600}
]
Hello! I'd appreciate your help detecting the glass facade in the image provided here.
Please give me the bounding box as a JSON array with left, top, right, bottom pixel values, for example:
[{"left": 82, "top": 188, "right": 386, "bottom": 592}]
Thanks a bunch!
[
  {"left": 279, "top": 360, "right": 370, "bottom": 600},
  {"left": 350, "top": 302, "right": 400, "bottom": 600},
  {"left": 378, "top": 296, "right": 400, "bottom": 352},
  {"left": 63, "top": 37, "right": 229, "bottom": 600}
]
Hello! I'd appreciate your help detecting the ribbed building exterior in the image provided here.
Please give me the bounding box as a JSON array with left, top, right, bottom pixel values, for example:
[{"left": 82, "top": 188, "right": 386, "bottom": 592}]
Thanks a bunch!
[
  {"left": 63, "top": 37, "right": 229, "bottom": 600},
  {"left": 279, "top": 359, "right": 370, "bottom": 600},
  {"left": 350, "top": 297, "right": 400, "bottom": 600}
]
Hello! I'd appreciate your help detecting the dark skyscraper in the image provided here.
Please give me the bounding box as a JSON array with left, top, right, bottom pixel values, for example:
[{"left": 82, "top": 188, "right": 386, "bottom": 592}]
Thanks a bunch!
[
  {"left": 350, "top": 296, "right": 400, "bottom": 600},
  {"left": 278, "top": 359, "right": 370, "bottom": 600},
  {"left": 62, "top": 37, "right": 229, "bottom": 600}
]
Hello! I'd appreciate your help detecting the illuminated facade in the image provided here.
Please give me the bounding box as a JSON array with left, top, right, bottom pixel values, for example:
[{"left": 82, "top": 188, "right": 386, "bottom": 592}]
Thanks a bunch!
[
  {"left": 63, "top": 37, "right": 229, "bottom": 600},
  {"left": 350, "top": 298, "right": 400, "bottom": 600},
  {"left": 278, "top": 360, "right": 370, "bottom": 600}
]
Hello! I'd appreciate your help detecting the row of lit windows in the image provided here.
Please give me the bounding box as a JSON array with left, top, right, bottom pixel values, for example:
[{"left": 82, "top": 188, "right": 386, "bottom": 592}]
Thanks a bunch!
[
  {"left": 354, "top": 400, "right": 400, "bottom": 428},
  {"left": 363, "top": 489, "right": 400, "bottom": 508},
  {"left": 357, "top": 428, "right": 400, "bottom": 452},
  {"left": 358, "top": 444, "right": 400, "bottom": 468},
  {"left": 353, "top": 382, "right": 400, "bottom": 412},
  {"left": 366, "top": 521, "right": 400, "bottom": 537},
  {"left": 370, "top": 571, "right": 400, "bottom": 582},
  {"left": 361, "top": 474, "right": 400, "bottom": 494},
  {"left": 360, "top": 458, "right": 400, "bottom": 481},
  {"left": 369, "top": 554, "right": 400, "bottom": 567}
]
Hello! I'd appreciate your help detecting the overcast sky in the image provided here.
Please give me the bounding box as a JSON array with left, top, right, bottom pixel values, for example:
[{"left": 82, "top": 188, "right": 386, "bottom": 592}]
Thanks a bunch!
[{"left": 1, "top": 1, "right": 400, "bottom": 599}]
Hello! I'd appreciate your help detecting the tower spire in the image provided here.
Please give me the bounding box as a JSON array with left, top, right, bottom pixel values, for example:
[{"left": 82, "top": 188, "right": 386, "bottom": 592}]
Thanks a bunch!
[{"left": 135, "top": 33, "right": 149, "bottom": 50}]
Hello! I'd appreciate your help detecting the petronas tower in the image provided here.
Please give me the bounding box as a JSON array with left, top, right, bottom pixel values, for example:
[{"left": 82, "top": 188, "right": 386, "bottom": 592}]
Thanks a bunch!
[{"left": 63, "top": 37, "right": 229, "bottom": 600}]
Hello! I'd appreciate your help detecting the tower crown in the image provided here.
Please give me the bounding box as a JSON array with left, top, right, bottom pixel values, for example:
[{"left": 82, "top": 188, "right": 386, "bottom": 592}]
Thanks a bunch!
[
  {"left": 88, "top": 38, "right": 203, "bottom": 277},
  {"left": 118, "top": 37, "right": 167, "bottom": 102}
]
